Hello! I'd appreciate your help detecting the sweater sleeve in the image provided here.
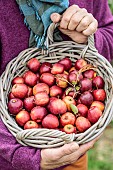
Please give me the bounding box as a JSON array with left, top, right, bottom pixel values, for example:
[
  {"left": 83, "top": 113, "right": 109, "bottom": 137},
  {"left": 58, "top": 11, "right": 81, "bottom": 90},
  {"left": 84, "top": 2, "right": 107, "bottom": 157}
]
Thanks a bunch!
[
  {"left": 0, "top": 119, "right": 41, "bottom": 170},
  {"left": 93, "top": 0, "right": 113, "bottom": 61}
]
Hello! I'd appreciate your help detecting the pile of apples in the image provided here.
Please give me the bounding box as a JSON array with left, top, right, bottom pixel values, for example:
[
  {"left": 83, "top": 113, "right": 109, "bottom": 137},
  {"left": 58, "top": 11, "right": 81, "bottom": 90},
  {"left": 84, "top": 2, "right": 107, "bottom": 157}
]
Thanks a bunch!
[{"left": 7, "top": 57, "right": 106, "bottom": 134}]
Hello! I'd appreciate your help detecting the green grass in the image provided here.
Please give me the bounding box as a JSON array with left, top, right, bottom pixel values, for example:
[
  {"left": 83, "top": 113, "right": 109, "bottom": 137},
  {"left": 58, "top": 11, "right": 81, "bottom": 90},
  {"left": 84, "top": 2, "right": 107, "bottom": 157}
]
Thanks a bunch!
[
  {"left": 88, "top": 143, "right": 113, "bottom": 170},
  {"left": 88, "top": 147, "right": 113, "bottom": 170},
  {"left": 88, "top": 121, "right": 113, "bottom": 170}
]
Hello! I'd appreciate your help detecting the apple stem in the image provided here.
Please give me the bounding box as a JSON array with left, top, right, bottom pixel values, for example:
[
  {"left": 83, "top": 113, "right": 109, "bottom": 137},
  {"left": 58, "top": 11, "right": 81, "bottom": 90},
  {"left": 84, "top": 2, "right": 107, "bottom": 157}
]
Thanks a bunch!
[
  {"left": 73, "top": 89, "right": 81, "bottom": 98},
  {"left": 57, "top": 95, "right": 60, "bottom": 99},
  {"left": 78, "top": 64, "right": 96, "bottom": 75},
  {"left": 58, "top": 114, "right": 61, "bottom": 118},
  {"left": 55, "top": 75, "right": 74, "bottom": 87},
  {"left": 72, "top": 93, "right": 76, "bottom": 99},
  {"left": 64, "top": 79, "right": 74, "bottom": 87},
  {"left": 96, "top": 84, "right": 98, "bottom": 89}
]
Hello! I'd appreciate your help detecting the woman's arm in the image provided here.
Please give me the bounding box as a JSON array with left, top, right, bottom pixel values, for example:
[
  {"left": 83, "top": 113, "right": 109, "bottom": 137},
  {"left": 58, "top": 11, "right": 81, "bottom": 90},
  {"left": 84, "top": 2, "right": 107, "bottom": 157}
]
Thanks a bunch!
[
  {"left": 93, "top": 0, "right": 113, "bottom": 61},
  {"left": 0, "top": 119, "right": 41, "bottom": 170}
]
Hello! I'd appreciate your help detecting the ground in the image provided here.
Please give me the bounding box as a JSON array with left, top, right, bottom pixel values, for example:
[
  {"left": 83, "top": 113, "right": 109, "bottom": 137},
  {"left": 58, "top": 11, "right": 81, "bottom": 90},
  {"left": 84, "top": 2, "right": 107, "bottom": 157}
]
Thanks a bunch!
[{"left": 88, "top": 121, "right": 113, "bottom": 170}]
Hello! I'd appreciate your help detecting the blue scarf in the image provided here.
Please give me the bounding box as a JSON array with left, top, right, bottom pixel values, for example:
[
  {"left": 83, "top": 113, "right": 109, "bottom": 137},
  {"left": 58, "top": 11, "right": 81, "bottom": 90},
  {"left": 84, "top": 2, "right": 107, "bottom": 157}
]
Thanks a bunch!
[{"left": 16, "top": 0, "right": 69, "bottom": 48}]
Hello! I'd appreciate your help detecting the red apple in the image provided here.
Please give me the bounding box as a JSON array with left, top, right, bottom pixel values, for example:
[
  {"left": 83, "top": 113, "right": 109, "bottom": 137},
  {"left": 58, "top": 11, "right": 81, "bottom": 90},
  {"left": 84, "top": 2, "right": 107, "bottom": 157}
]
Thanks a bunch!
[
  {"left": 58, "top": 57, "right": 72, "bottom": 71},
  {"left": 34, "top": 92, "right": 49, "bottom": 106},
  {"left": 24, "top": 120, "right": 39, "bottom": 129},
  {"left": 12, "top": 76, "right": 24, "bottom": 85},
  {"left": 33, "top": 83, "right": 49, "bottom": 95},
  {"left": 83, "top": 69, "right": 96, "bottom": 79},
  {"left": 63, "top": 124, "right": 77, "bottom": 134},
  {"left": 16, "top": 110, "right": 30, "bottom": 126},
  {"left": 92, "top": 76, "right": 105, "bottom": 89},
  {"left": 40, "top": 73, "right": 55, "bottom": 86},
  {"left": 51, "top": 63, "right": 64, "bottom": 74},
  {"left": 42, "top": 114, "right": 59, "bottom": 129},
  {"left": 79, "top": 91, "right": 93, "bottom": 106},
  {"left": 30, "top": 106, "right": 47, "bottom": 122},
  {"left": 23, "top": 96, "right": 35, "bottom": 111},
  {"left": 75, "top": 59, "right": 87, "bottom": 70},
  {"left": 60, "top": 112, "right": 76, "bottom": 126},
  {"left": 80, "top": 78, "right": 92, "bottom": 92},
  {"left": 68, "top": 70, "right": 83, "bottom": 84},
  {"left": 27, "top": 58, "right": 40, "bottom": 72},
  {"left": 40, "top": 62, "right": 52, "bottom": 74},
  {"left": 68, "top": 72, "right": 77, "bottom": 85},
  {"left": 8, "top": 92, "right": 15, "bottom": 100},
  {"left": 56, "top": 73, "right": 68, "bottom": 88},
  {"left": 8, "top": 98, "right": 23, "bottom": 115},
  {"left": 48, "top": 97, "right": 67, "bottom": 115},
  {"left": 91, "top": 101, "right": 105, "bottom": 112},
  {"left": 77, "top": 104, "right": 88, "bottom": 117},
  {"left": 76, "top": 116, "right": 91, "bottom": 132},
  {"left": 23, "top": 71, "right": 38, "bottom": 86},
  {"left": 12, "top": 83, "right": 28, "bottom": 99},
  {"left": 63, "top": 96, "right": 76, "bottom": 111},
  {"left": 88, "top": 106, "right": 102, "bottom": 124},
  {"left": 50, "top": 85, "right": 63, "bottom": 97},
  {"left": 93, "top": 89, "right": 106, "bottom": 101}
]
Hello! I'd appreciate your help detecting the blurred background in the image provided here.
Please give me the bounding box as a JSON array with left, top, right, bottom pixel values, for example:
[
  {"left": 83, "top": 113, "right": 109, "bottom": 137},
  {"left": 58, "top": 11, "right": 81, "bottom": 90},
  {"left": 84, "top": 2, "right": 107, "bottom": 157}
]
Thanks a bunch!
[
  {"left": 109, "top": 0, "right": 113, "bottom": 13},
  {"left": 88, "top": 1, "right": 113, "bottom": 170},
  {"left": 88, "top": 122, "right": 113, "bottom": 170}
]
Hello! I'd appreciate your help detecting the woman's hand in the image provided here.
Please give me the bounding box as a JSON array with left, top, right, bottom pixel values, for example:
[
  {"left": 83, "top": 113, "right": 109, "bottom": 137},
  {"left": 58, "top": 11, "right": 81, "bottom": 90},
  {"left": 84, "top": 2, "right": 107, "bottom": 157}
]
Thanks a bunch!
[
  {"left": 51, "top": 5, "right": 98, "bottom": 43},
  {"left": 40, "top": 136, "right": 100, "bottom": 169}
]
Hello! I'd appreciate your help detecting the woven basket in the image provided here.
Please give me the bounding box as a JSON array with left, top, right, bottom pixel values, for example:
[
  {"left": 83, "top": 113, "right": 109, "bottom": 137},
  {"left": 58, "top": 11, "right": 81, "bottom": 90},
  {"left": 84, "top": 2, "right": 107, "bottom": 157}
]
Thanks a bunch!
[{"left": 0, "top": 23, "right": 113, "bottom": 149}]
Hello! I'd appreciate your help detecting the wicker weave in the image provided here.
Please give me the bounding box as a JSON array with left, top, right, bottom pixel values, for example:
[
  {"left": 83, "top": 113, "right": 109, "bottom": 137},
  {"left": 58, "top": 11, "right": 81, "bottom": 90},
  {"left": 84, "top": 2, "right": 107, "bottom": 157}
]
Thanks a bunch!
[{"left": 0, "top": 23, "right": 113, "bottom": 148}]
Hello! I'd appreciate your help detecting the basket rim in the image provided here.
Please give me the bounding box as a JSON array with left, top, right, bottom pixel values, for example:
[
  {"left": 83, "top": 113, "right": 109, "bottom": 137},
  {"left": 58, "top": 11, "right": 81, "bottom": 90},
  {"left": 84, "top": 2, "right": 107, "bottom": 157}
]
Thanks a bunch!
[{"left": 0, "top": 41, "right": 113, "bottom": 148}]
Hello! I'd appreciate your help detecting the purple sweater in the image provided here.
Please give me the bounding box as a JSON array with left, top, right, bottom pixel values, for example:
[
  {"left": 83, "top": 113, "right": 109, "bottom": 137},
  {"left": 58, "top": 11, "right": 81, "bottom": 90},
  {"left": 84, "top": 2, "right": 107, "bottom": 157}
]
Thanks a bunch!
[{"left": 0, "top": 0, "right": 113, "bottom": 170}]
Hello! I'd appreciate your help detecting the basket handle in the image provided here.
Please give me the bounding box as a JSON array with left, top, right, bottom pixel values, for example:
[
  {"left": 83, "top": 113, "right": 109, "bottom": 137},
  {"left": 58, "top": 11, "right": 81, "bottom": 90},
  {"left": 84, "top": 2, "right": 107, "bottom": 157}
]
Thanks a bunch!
[{"left": 46, "top": 23, "right": 98, "bottom": 55}]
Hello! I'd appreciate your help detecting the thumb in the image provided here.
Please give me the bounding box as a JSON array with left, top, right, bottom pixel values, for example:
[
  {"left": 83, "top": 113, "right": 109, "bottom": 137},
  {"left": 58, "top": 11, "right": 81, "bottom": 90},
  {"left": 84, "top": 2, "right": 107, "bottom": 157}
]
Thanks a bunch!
[
  {"left": 50, "top": 13, "right": 61, "bottom": 23},
  {"left": 54, "top": 142, "right": 79, "bottom": 159}
]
